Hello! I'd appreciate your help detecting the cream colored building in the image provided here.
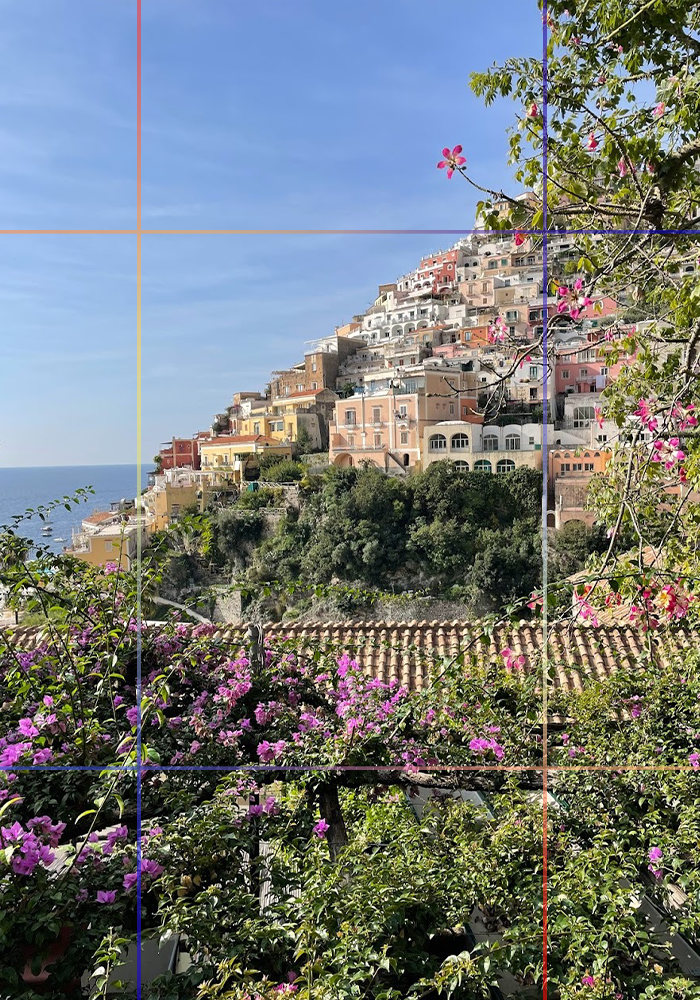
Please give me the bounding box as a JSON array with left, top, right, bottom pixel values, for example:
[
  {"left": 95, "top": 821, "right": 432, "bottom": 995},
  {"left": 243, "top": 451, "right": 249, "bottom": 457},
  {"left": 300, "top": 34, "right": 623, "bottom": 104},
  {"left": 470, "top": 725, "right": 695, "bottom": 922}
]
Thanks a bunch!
[
  {"left": 200, "top": 435, "right": 293, "bottom": 485},
  {"left": 422, "top": 421, "right": 546, "bottom": 474}
]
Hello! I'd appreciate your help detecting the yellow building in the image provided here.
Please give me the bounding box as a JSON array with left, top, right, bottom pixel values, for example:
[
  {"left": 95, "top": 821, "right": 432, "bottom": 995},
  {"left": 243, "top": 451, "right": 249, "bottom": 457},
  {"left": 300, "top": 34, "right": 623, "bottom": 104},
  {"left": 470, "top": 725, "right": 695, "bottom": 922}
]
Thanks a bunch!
[
  {"left": 199, "top": 435, "right": 293, "bottom": 485},
  {"left": 237, "top": 389, "right": 337, "bottom": 450},
  {"left": 65, "top": 512, "right": 150, "bottom": 571}
]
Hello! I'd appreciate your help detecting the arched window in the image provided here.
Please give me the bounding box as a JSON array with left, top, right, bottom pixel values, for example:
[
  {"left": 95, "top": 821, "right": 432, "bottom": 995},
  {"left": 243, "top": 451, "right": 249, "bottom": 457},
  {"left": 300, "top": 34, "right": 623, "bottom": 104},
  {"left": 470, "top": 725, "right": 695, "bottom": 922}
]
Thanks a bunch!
[
  {"left": 482, "top": 433, "right": 499, "bottom": 452},
  {"left": 573, "top": 405, "right": 595, "bottom": 428},
  {"left": 497, "top": 459, "right": 516, "bottom": 474},
  {"left": 451, "top": 433, "right": 469, "bottom": 450},
  {"left": 454, "top": 460, "right": 469, "bottom": 472},
  {"left": 474, "top": 459, "right": 492, "bottom": 473},
  {"left": 504, "top": 434, "right": 521, "bottom": 451},
  {"left": 428, "top": 434, "right": 447, "bottom": 452}
]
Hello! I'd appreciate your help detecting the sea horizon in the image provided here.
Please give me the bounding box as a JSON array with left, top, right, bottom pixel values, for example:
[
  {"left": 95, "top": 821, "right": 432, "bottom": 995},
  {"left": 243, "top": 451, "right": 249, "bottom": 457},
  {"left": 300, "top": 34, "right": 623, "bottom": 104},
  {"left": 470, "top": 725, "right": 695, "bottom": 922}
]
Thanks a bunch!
[{"left": 0, "top": 464, "right": 152, "bottom": 553}]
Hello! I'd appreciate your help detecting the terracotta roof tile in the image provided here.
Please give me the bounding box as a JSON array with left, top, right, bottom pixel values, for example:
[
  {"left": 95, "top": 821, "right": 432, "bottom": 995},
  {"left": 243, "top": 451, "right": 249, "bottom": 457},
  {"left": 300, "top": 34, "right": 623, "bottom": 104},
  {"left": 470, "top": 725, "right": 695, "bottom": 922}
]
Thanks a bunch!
[{"left": 5, "top": 621, "right": 694, "bottom": 700}]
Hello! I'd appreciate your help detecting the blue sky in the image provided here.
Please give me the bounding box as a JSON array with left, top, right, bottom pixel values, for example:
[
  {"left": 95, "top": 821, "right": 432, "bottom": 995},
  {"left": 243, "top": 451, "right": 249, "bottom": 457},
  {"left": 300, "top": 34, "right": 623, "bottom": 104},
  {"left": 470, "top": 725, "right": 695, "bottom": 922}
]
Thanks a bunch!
[{"left": 0, "top": 0, "right": 541, "bottom": 468}]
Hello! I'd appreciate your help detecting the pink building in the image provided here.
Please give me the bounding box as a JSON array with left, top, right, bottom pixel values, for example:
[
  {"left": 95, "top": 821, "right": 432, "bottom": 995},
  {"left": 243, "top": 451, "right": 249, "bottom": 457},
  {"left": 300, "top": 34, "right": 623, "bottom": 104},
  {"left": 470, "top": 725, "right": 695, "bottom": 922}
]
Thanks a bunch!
[{"left": 329, "top": 370, "right": 481, "bottom": 472}]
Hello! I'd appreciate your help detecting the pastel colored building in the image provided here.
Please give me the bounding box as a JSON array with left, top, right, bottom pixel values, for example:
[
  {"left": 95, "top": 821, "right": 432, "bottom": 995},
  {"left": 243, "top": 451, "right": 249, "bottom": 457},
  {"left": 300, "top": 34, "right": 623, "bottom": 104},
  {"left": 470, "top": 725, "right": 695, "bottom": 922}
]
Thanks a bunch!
[
  {"left": 547, "top": 447, "right": 612, "bottom": 528},
  {"left": 200, "top": 435, "right": 293, "bottom": 485},
  {"left": 329, "top": 369, "right": 481, "bottom": 472},
  {"left": 422, "top": 421, "right": 547, "bottom": 474},
  {"left": 66, "top": 510, "right": 151, "bottom": 571}
]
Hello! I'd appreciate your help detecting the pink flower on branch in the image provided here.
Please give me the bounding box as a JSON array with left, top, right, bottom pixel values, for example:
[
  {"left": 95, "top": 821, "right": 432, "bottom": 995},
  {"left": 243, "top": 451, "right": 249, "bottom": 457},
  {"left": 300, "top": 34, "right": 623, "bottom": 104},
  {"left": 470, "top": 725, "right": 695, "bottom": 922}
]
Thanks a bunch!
[
  {"left": 313, "top": 818, "right": 330, "bottom": 839},
  {"left": 585, "top": 133, "right": 599, "bottom": 151},
  {"left": 437, "top": 145, "right": 466, "bottom": 180}
]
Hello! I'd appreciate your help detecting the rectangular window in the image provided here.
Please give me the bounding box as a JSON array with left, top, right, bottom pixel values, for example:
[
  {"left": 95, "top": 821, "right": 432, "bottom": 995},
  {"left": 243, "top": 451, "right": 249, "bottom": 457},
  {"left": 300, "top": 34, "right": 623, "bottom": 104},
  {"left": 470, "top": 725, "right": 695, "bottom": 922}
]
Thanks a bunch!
[
  {"left": 347, "top": 434, "right": 355, "bottom": 447},
  {"left": 311, "top": 381, "right": 318, "bottom": 390},
  {"left": 311, "top": 361, "right": 317, "bottom": 372},
  {"left": 104, "top": 541, "right": 113, "bottom": 552},
  {"left": 296, "top": 383, "right": 305, "bottom": 392},
  {"left": 563, "top": 463, "right": 570, "bottom": 472},
  {"left": 529, "top": 388, "right": 538, "bottom": 399},
  {"left": 400, "top": 431, "right": 409, "bottom": 445},
  {"left": 573, "top": 463, "right": 582, "bottom": 471},
  {"left": 584, "top": 463, "right": 594, "bottom": 471},
  {"left": 449, "top": 403, "right": 455, "bottom": 415},
  {"left": 372, "top": 407, "right": 381, "bottom": 424},
  {"left": 580, "top": 368, "right": 588, "bottom": 376},
  {"left": 561, "top": 369, "right": 570, "bottom": 378},
  {"left": 399, "top": 404, "right": 408, "bottom": 417},
  {"left": 374, "top": 433, "right": 381, "bottom": 447},
  {"left": 346, "top": 409, "right": 356, "bottom": 426},
  {"left": 529, "top": 365, "right": 538, "bottom": 378}
]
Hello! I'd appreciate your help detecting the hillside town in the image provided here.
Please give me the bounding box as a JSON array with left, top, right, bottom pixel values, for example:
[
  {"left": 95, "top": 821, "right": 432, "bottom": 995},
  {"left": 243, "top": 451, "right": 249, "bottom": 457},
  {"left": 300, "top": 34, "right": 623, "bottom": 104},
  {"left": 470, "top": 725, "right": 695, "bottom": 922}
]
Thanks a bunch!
[{"left": 65, "top": 215, "right": 672, "bottom": 572}]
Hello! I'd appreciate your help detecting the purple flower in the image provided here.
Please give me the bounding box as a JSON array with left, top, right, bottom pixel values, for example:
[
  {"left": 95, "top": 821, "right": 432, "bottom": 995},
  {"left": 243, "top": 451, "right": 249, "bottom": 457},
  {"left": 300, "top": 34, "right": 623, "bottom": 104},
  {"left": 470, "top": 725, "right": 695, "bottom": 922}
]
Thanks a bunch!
[
  {"left": 648, "top": 846, "right": 663, "bottom": 862},
  {"left": 97, "top": 890, "right": 117, "bottom": 904},
  {"left": 18, "top": 718, "right": 39, "bottom": 738},
  {"left": 313, "top": 819, "right": 330, "bottom": 839}
]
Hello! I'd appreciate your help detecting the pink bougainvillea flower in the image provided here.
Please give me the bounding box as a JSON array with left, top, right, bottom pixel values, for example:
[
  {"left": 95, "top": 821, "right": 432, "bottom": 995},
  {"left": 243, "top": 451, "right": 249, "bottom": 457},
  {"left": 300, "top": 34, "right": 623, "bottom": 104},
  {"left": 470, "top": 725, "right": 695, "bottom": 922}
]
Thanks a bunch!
[
  {"left": 689, "top": 752, "right": 700, "bottom": 770},
  {"left": 618, "top": 158, "right": 628, "bottom": 177},
  {"left": 96, "top": 890, "right": 117, "bottom": 904},
  {"left": 648, "top": 847, "right": 663, "bottom": 862},
  {"left": 437, "top": 145, "right": 466, "bottom": 180},
  {"left": 582, "top": 975, "right": 596, "bottom": 987},
  {"left": 313, "top": 818, "right": 330, "bottom": 839},
  {"left": 526, "top": 102, "right": 539, "bottom": 118},
  {"left": 514, "top": 232, "right": 526, "bottom": 246},
  {"left": 585, "top": 133, "right": 599, "bottom": 151},
  {"left": 653, "top": 102, "right": 665, "bottom": 118},
  {"left": 594, "top": 406, "right": 604, "bottom": 429}
]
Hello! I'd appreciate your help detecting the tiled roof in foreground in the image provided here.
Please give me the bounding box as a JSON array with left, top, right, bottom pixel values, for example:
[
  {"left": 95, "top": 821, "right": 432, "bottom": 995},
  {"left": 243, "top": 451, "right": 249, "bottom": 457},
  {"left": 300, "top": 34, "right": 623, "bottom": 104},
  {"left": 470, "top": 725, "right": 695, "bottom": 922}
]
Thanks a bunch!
[{"left": 5, "top": 620, "right": 698, "bottom": 693}]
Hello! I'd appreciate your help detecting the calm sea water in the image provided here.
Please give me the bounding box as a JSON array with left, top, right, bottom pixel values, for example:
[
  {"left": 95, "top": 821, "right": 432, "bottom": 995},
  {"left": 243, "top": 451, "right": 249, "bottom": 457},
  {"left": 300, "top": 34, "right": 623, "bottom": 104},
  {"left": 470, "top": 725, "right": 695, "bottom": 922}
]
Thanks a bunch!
[{"left": 0, "top": 465, "right": 149, "bottom": 555}]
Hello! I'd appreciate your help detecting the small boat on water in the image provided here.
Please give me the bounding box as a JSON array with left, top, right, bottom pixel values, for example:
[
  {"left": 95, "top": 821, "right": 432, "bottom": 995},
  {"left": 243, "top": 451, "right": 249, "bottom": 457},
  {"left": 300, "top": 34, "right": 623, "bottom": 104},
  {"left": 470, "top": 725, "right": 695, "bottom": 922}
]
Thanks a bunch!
[
  {"left": 54, "top": 537, "right": 66, "bottom": 542},
  {"left": 41, "top": 523, "right": 53, "bottom": 534}
]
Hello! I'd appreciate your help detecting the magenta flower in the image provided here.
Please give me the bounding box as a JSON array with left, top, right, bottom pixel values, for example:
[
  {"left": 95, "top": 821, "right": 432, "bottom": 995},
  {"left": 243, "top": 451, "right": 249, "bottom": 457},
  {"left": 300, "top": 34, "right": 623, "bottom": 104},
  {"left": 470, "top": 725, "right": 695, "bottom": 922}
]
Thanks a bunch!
[
  {"left": 594, "top": 406, "right": 604, "bottom": 429},
  {"left": 97, "top": 890, "right": 117, "bottom": 904},
  {"left": 585, "top": 133, "right": 599, "bottom": 151},
  {"left": 437, "top": 145, "right": 466, "bottom": 180},
  {"left": 582, "top": 975, "right": 596, "bottom": 987},
  {"left": 618, "top": 158, "right": 628, "bottom": 177},
  {"left": 689, "top": 752, "right": 699, "bottom": 770},
  {"left": 651, "top": 438, "right": 685, "bottom": 471},
  {"left": 648, "top": 847, "right": 663, "bottom": 861},
  {"left": 526, "top": 102, "right": 539, "bottom": 118},
  {"left": 313, "top": 818, "right": 330, "bottom": 839},
  {"left": 672, "top": 403, "right": 697, "bottom": 430},
  {"left": 514, "top": 232, "right": 526, "bottom": 246},
  {"left": 257, "top": 739, "right": 287, "bottom": 763},
  {"left": 634, "top": 398, "right": 658, "bottom": 432},
  {"left": 653, "top": 102, "right": 665, "bottom": 118}
]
